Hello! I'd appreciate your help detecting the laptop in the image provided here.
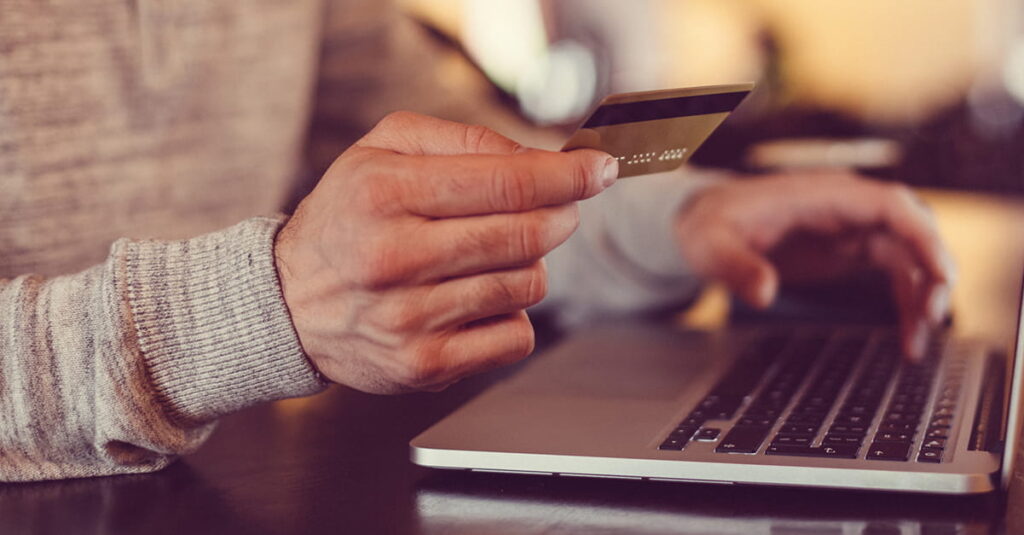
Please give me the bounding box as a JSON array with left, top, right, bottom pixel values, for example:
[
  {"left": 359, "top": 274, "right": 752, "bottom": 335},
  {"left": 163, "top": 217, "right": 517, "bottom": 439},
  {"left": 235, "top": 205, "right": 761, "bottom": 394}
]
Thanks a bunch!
[{"left": 410, "top": 273, "right": 1024, "bottom": 494}]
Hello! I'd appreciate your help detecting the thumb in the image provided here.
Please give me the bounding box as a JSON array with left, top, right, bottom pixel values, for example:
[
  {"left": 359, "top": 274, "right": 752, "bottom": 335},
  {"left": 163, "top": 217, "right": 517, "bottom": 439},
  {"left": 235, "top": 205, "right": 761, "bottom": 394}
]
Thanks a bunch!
[{"left": 707, "top": 233, "right": 779, "bottom": 309}]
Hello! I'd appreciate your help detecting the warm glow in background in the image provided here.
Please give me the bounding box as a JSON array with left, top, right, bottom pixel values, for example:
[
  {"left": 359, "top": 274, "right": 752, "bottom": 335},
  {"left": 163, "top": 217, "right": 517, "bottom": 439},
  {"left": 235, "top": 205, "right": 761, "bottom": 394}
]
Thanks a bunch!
[{"left": 404, "top": 0, "right": 1023, "bottom": 126}]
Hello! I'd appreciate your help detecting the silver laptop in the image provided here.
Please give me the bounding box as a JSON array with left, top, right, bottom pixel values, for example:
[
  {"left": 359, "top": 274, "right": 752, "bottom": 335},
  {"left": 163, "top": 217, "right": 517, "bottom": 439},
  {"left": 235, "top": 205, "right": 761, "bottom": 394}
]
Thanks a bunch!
[{"left": 410, "top": 273, "right": 1024, "bottom": 494}]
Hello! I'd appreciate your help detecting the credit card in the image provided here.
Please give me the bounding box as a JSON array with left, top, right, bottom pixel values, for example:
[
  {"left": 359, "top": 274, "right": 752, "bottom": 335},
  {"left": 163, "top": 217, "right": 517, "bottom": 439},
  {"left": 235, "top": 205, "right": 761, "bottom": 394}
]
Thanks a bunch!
[{"left": 562, "top": 83, "right": 754, "bottom": 178}]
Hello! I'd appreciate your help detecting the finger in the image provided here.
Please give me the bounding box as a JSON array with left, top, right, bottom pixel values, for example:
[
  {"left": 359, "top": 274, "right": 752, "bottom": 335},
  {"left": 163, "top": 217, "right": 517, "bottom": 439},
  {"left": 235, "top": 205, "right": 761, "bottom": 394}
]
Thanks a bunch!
[
  {"left": 383, "top": 262, "right": 548, "bottom": 331},
  {"left": 408, "top": 204, "right": 579, "bottom": 280},
  {"left": 694, "top": 227, "right": 779, "bottom": 309},
  {"left": 439, "top": 310, "right": 536, "bottom": 382},
  {"left": 401, "top": 311, "right": 537, "bottom": 391},
  {"left": 926, "top": 282, "right": 952, "bottom": 325},
  {"left": 356, "top": 111, "right": 525, "bottom": 155},
  {"left": 426, "top": 261, "right": 548, "bottom": 328},
  {"left": 869, "top": 233, "right": 930, "bottom": 360},
  {"left": 389, "top": 148, "right": 617, "bottom": 217},
  {"left": 785, "top": 174, "right": 955, "bottom": 286}
]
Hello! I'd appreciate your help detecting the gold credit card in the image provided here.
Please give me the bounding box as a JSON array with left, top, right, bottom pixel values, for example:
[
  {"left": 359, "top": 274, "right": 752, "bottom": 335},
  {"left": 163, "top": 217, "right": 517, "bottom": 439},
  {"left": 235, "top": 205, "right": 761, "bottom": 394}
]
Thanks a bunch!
[{"left": 562, "top": 83, "right": 754, "bottom": 178}]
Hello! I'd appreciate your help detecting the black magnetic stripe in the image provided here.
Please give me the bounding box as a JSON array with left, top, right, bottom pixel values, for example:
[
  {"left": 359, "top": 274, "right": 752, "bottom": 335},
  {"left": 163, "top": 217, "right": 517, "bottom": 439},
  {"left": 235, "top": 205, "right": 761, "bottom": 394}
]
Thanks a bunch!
[{"left": 582, "top": 91, "right": 749, "bottom": 128}]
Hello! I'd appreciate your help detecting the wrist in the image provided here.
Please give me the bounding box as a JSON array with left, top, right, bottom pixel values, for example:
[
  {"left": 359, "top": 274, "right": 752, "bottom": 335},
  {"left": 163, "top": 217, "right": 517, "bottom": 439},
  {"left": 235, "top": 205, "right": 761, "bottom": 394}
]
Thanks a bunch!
[{"left": 123, "top": 216, "right": 328, "bottom": 423}]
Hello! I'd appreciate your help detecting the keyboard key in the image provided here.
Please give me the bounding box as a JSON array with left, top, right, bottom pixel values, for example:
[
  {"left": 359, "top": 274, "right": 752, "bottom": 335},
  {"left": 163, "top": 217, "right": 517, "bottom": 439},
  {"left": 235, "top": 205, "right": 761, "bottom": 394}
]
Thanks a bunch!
[
  {"left": 874, "top": 432, "right": 913, "bottom": 443},
  {"left": 897, "top": 385, "right": 929, "bottom": 396},
  {"left": 921, "top": 438, "right": 946, "bottom": 449},
  {"left": 829, "top": 424, "right": 868, "bottom": 436},
  {"left": 891, "top": 394, "right": 928, "bottom": 405},
  {"left": 823, "top": 435, "right": 862, "bottom": 445},
  {"left": 716, "top": 426, "right": 771, "bottom": 454},
  {"left": 698, "top": 396, "right": 722, "bottom": 407},
  {"left": 779, "top": 425, "right": 818, "bottom": 436},
  {"left": 765, "top": 444, "right": 858, "bottom": 458},
  {"left": 926, "top": 427, "right": 949, "bottom": 439},
  {"left": 743, "top": 406, "right": 781, "bottom": 418},
  {"left": 659, "top": 437, "right": 687, "bottom": 450},
  {"left": 789, "top": 407, "right": 830, "bottom": 418},
  {"left": 695, "top": 428, "right": 721, "bottom": 441},
  {"left": 887, "top": 403, "right": 923, "bottom": 413},
  {"left": 929, "top": 417, "right": 952, "bottom": 428},
  {"left": 866, "top": 441, "right": 911, "bottom": 461},
  {"left": 737, "top": 417, "right": 774, "bottom": 427},
  {"left": 841, "top": 404, "right": 873, "bottom": 415},
  {"left": 773, "top": 435, "right": 811, "bottom": 445},
  {"left": 883, "top": 412, "right": 920, "bottom": 424},
  {"left": 878, "top": 422, "right": 916, "bottom": 433},
  {"left": 785, "top": 414, "right": 825, "bottom": 426},
  {"left": 669, "top": 426, "right": 697, "bottom": 439},
  {"left": 803, "top": 396, "right": 831, "bottom": 407},
  {"left": 834, "top": 414, "right": 869, "bottom": 425},
  {"left": 917, "top": 448, "right": 943, "bottom": 463}
]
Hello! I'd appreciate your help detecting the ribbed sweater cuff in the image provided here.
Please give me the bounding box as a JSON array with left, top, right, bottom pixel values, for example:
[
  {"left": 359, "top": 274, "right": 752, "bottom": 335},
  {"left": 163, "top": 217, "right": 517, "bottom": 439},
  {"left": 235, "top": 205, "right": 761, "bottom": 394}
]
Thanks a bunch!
[{"left": 118, "top": 216, "right": 327, "bottom": 424}]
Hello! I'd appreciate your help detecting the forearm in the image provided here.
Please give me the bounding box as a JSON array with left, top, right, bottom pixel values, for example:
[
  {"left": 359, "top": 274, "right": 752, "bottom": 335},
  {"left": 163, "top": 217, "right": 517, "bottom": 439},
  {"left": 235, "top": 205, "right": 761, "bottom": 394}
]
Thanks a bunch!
[{"left": 0, "top": 217, "right": 325, "bottom": 482}]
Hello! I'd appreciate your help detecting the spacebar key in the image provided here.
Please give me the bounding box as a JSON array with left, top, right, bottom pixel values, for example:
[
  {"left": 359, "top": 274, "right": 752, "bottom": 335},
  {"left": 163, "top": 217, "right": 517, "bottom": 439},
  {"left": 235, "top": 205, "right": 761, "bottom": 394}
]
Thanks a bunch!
[
  {"left": 715, "top": 426, "right": 770, "bottom": 453},
  {"left": 765, "top": 444, "right": 859, "bottom": 458}
]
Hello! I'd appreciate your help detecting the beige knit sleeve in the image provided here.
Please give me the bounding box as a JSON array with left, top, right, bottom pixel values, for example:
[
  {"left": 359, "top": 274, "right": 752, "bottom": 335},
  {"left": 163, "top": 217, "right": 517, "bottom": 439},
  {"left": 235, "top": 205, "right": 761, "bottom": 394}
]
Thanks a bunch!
[{"left": 0, "top": 217, "right": 326, "bottom": 482}]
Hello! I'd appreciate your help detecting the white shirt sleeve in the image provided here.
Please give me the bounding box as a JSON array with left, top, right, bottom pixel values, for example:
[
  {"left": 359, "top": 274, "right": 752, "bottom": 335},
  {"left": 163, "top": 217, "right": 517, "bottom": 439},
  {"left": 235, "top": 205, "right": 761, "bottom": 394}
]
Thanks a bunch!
[{"left": 536, "top": 166, "right": 724, "bottom": 327}]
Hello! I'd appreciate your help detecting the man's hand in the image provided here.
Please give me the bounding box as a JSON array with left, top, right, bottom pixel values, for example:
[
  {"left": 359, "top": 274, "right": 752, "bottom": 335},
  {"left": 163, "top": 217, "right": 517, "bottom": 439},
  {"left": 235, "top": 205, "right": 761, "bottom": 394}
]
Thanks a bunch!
[
  {"left": 274, "top": 112, "right": 618, "bottom": 393},
  {"left": 675, "top": 172, "right": 956, "bottom": 359}
]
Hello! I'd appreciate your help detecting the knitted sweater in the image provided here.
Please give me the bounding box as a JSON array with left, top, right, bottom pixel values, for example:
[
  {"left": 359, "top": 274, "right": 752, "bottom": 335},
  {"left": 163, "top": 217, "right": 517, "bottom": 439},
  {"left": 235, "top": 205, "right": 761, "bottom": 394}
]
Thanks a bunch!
[{"left": 0, "top": 0, "right": 703, "bottom": 481}]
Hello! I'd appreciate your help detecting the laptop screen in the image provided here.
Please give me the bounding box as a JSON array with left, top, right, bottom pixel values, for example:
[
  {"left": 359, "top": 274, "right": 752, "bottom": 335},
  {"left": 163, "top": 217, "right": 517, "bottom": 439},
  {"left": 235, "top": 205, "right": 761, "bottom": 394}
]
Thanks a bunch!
[{"left": 1000, "top": 273, "right": 1024, "bottom": 490}]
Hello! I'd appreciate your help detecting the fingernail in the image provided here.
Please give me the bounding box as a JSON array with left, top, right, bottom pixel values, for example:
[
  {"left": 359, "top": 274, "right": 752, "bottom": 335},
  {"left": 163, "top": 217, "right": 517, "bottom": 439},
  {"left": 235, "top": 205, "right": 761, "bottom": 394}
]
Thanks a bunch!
[
  {"left": 755, "top": 268, "right": 778, "bottom": 309},
  {"left": 601, "top": 157, "right": 619, "bottom": 188},
  {"left": 942, "top": 252, "right": 958, "bottom": 284},
  {"left": 908, "top": 321, "right": 928, "bottom": 361},
  {"left": 927, "top": 285, "right": 949, "bottom": 324},
  {"left": 756, "top": 280, "right": 775, "bottom": 309}
]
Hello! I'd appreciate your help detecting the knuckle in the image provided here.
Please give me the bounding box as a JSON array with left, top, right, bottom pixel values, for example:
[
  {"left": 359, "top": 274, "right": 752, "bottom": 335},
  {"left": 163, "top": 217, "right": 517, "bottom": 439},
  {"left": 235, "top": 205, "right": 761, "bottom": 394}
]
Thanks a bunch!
[
  {"left": 483, "top": 265, "right": 547, "bottom": 309},
  {"left": 522, "top": 263, "right": 548, "bottom": 306},
  {"left": 376, "top": 110, "right": 415, "bottom": 131},
  {"left": 387, "top": 300, "right": 425, "bottom": 333},
  {"left": 358, "top": 175, "right": 405, "bottom": 215},
  {"left": 462, "top": 124, "right": 497, "bottom": 153},
  {"left": 400, "top": 342, "right": 446, "bottom": 388},
  {"left": 462, "top": 220, "right": 502, "bottom": 259},
  {"left": 485, "top": 272, "right": 519, "bottom": 306},
  {"left": 506, "top": 318, "right": 536, "bottom": 361},
  {"left": 511, "top": 216, "right": 546, "bottom": 260},
  {"left": 883, "top": 181, "right": 914, "bottom": 202},
  {"left": 568, "top": 156, "right": 593, "bottom": 200},
  {"left": 492, "top": 166, "right": 537, "bottom": 211},
  {"left": 351, "top": 240, "right": 406, "bottom": 289},
  {"left": 881, "top": 181, "right": 922, "bottom": 216}
]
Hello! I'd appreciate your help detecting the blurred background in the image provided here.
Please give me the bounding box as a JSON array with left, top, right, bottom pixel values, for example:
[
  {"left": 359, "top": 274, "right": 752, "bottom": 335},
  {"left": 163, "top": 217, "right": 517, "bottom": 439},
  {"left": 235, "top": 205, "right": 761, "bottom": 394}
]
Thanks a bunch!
[{"left": 399, "top": 0, "right": 1024, "bottom": 194}]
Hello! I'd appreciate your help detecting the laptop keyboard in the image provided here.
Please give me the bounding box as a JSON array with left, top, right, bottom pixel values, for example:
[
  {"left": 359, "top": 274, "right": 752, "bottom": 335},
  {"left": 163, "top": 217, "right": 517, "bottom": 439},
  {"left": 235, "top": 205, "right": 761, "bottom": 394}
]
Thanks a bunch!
[{"left": 658, "top": 330, "right": 955, "bottom": 463}]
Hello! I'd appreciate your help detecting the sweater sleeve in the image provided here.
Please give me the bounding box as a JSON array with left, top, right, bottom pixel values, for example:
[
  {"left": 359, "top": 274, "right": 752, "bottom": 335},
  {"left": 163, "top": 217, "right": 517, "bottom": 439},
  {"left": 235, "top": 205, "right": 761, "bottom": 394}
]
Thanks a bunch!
[
  {"left": 536, "top": 167, "right": 722, "bottom": 326},
  {"left": 0, "top": 216, "right": 326, "bottom": 482}
]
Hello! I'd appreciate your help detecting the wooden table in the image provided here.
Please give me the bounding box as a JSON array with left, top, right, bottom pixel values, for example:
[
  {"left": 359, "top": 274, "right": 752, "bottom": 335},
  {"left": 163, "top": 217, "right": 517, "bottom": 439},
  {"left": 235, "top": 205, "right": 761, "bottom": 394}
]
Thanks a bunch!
[{"left": 2, "top": 189, "right": 1022, "bottom": 535}]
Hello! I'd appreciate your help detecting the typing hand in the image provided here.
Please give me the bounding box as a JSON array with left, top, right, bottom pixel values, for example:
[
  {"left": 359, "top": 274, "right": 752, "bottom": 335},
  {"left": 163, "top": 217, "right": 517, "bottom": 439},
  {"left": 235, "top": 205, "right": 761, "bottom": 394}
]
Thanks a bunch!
[
  {"left": 675, "top": 172, "right": 956, "bottom": 360},
  {"left": 274, "top": 112, "right": 618, "bottom": 393}
]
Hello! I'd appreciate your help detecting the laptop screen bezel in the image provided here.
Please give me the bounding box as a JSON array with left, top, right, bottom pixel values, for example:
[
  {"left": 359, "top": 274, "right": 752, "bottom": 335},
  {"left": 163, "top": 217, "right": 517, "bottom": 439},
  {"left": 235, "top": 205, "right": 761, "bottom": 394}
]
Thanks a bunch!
[{"left": 1000, "top": 273, "right": 1024, "bottom": 490}]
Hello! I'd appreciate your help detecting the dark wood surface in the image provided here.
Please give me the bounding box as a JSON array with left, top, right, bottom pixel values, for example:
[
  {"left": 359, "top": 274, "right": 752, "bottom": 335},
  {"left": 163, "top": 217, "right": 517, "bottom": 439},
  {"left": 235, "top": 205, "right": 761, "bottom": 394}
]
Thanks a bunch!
[
  {"left": 0, "top": 371, "right": 1008, "bottom": 535},
  {"left": 2, "top": 189, "right": 1023, "bottom": 535}
]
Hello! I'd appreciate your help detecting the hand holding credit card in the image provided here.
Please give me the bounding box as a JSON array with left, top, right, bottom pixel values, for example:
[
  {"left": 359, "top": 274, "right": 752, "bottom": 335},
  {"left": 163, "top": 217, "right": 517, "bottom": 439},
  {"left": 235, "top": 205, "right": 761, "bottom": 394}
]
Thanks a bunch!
[{"left": 562, "top": 83, "right": 754, "bottom": 178}]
